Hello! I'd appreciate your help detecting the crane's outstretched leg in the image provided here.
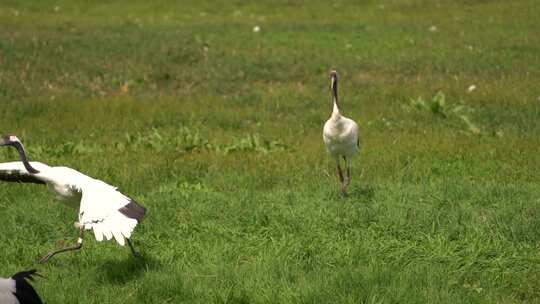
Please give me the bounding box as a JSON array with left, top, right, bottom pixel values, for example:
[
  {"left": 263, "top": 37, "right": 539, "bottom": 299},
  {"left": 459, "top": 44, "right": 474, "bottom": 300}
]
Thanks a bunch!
[
  {"left": 126, "top": 238, "right": 141, "bottom": 258},
  {"left": 38, "top": 227, "right": 84, "bottom": 264}
]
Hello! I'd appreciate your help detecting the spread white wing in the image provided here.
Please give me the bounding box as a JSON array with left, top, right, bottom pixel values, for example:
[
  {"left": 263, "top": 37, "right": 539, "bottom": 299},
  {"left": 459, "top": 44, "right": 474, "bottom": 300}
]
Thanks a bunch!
[
  {"left": 78, "top": 180, "right": 146, "bottom": 246},
  {"left": 0, "top": 161, "right": 146, "bottom": 246},
  {"left": 0, "top": 162, "right": 50, "bottom": 184}
]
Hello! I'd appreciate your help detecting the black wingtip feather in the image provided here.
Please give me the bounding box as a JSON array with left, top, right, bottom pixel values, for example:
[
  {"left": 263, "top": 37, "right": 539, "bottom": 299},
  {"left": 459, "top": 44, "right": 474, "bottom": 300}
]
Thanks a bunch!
[
  {"left": 0, "top": 171, "right": 45, "bottom": 184},
  {"left": 11, "top": 269, "right": 40, "bottom": 281},
  {"left": 119, "top": 199, "right": 147, "bottom": 223},
  {"left": 12, "top": 269, "right": 43, "bottom": 304}
]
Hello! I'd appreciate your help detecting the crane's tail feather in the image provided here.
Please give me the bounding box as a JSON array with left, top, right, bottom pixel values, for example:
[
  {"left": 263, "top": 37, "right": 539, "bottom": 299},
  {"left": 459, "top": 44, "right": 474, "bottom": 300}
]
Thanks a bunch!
[
  {"left": 11, "top": 269, "right": 44, "bottom": 304},
  {"left": 11, "top": 269, "right": 42, "bottom": 281}
]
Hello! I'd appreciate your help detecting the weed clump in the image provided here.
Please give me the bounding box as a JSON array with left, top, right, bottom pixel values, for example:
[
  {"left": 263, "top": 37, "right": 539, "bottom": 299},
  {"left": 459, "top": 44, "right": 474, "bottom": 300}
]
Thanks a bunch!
[
  {"left": 217, "top": 134, "right": 287, "bottom": 155},
  {"left": 405, "top": 91, "right": 481, "bottom": 135}
]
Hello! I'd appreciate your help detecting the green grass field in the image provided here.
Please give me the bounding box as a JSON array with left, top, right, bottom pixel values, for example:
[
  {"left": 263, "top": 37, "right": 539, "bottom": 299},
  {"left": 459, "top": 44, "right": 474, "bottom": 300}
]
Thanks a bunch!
[{"left": 1, "top": 0, "right": 539, "bottom": 303}]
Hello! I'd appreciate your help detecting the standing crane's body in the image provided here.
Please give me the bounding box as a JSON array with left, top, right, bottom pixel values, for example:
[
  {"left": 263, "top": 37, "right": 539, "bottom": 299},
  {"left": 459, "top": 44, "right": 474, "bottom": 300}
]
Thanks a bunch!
[
  {"left": 323, "top": 113, "right": 359, "bottom": 159},
  {"left": 323, "top": 70, "right": 360, "bottom": 195},
  {"left": 0, "top": 135, "right": 146, "bottom": 263}
]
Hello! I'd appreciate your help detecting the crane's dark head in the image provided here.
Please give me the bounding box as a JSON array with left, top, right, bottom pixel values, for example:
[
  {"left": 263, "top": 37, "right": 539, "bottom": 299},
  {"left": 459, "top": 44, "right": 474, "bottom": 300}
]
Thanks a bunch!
[
  {"left": 0, "top": 134, "right": 21, "bottom": 147},
  {"left": 0, "top": 134, "right": 39, "bottom": 174}
]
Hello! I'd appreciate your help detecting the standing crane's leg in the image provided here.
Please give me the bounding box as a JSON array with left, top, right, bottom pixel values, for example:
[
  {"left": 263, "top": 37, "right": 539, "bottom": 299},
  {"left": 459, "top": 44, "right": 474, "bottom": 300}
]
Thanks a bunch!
[
  {"left": 344, "top": 156, "right": 352, "bottom": 192},
  {"left": 336, "top": 161, "right": 344, "bottom": 183},
  {"left": 344, "top": 156, "right": 352, "bottom": 186},
  {"left": 336, "top": 159, "right": 347, "bottom": 197},
  {"left": 126, "top": 238, "right": 141, "bottom": 258},
  {"left": 38, "top": 226, "right": 84, "bottom": 264}
]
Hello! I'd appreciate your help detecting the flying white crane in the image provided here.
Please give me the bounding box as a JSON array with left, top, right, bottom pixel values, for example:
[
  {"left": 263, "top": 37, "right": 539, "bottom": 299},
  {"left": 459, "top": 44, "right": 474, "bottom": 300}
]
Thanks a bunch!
[
  {"left": 323, "top": 70, "right": 360, "bottom": 196},
  {"left": 0, "top": 269, "right": 43, "bottom": 304},
  {"left": 0, "top": 135, "right": 146, "bottom": 263}
]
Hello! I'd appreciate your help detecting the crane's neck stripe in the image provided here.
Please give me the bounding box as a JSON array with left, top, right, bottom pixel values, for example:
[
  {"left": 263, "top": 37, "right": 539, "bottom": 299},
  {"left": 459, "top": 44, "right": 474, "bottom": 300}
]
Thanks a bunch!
[{"left": 12, "top": 142, "right": 39, "bottom": 174}]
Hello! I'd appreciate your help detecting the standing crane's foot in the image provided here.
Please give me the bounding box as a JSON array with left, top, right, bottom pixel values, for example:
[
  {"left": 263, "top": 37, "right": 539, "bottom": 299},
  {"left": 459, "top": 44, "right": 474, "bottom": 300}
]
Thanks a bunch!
[
  {"left": 340, "top": 178, "right": 351, "bottom": 197},
  {"left": 340, "top": 185, "right": 348, "bottom": 197}
]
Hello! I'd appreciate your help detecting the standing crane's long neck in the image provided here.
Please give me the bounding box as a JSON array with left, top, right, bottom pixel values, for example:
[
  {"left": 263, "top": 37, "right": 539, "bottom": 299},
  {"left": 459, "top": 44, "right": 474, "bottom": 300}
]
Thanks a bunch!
[
  {"left": 13, "top": 142, "right": 39, "bottom": 174},
  {"left": 331, "top": 77, "right": 340, "bottom": 116}
]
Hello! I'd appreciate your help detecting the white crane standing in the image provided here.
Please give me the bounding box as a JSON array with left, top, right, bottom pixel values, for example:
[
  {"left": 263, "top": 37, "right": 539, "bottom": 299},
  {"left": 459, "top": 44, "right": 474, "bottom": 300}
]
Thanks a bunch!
[
  {"left": 323, "top": 70, "right": 360, "bottom": 196},
  {"left": 0, "top": 269, "right": 43, "bottom": 304},
  {"left": 0, "top": 135, "right": 146, "bottom": 263}
]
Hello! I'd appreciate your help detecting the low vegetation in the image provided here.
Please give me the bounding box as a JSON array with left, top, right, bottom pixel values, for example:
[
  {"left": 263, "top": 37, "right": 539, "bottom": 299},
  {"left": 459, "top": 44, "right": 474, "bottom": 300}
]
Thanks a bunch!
[{"left": 0, "top": 0, "right": 539, "bottom": 303}]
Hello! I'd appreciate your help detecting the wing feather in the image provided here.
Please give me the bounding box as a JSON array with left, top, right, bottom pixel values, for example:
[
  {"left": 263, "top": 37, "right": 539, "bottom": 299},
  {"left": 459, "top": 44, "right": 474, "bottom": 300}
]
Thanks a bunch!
[
  {"left": 79, "top": 181, "right": 145, "bottom": 246},
  {"left": 101, "top": 221, "right": 113, "bottom": 241},
  {"left": 93, "top": 223, "right": 105, "bottom": 242},
  {"left": 0, "top": 162, "right": 49, "bottom": 184},
  {"left": 111, "top": 222, "right": 126, "bottom": 246}
]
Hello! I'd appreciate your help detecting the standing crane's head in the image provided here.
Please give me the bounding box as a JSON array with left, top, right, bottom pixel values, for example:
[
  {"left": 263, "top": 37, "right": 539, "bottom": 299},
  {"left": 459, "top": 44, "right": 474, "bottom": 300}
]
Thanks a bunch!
[
  {"left": 330, "top": 70, "right": 338, "bottom": 89},
  {"left": 0, "top": 134, "right": 40, "bottom": 174},
  {"left": 329, "top": 70, "right": 339, "bottom": 102}
]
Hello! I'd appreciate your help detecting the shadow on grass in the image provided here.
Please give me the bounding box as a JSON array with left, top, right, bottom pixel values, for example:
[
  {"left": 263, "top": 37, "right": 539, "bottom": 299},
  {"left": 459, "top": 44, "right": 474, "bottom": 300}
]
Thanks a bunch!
[
  {"left": 348, "top": 184, "right": 375, "bottom": 202},
  {"left": 100, "top": 253, "right": 161, "bottom": 284}
]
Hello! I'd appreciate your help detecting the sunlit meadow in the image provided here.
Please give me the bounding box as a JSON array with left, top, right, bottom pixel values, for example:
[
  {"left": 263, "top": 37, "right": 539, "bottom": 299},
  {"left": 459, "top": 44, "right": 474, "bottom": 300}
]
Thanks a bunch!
[{"left": 0, "top": 0, "right": 539, "bottom": 303}]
